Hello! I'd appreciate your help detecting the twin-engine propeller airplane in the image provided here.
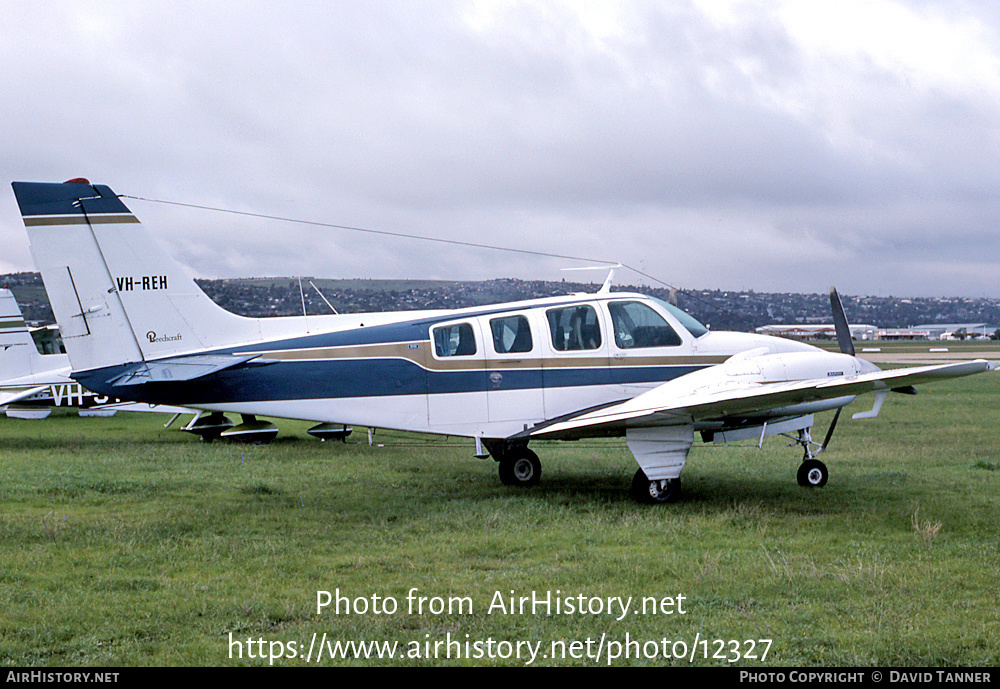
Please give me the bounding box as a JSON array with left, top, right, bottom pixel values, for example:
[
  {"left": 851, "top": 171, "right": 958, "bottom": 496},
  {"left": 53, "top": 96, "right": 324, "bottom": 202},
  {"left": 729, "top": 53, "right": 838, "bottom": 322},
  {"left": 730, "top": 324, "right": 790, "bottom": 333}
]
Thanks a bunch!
[{"left": 11, "top": 179, "right": 997, "bottom": 502}]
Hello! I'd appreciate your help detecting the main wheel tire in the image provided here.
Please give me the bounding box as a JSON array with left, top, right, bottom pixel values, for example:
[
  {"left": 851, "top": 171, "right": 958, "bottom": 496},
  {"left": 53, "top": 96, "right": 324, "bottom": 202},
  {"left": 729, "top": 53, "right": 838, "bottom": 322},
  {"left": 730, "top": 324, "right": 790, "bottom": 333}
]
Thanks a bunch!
[
  {"left": 630, "top": 469, "right": 681, "bottom": 504},
  {"left": 498, "top": 449, "right": 541, "bottom": 487},
  {"left": 797, "top": 459, "right": 829, "bottom": 487}
]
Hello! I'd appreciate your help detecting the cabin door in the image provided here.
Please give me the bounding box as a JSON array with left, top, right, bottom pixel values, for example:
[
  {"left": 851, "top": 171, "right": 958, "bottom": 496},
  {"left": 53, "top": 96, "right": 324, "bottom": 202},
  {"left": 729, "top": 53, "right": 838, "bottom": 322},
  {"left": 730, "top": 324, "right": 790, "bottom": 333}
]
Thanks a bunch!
[{"left": 426, "top": 319, "right": 488, "bottom": 430}]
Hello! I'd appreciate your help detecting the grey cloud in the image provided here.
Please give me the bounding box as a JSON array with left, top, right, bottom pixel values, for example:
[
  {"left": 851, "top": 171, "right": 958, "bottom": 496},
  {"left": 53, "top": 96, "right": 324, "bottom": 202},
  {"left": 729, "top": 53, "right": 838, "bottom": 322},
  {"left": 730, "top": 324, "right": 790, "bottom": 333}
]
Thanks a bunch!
[{"left": 2, "top": 1, "right": 1000, "bottom": 298}]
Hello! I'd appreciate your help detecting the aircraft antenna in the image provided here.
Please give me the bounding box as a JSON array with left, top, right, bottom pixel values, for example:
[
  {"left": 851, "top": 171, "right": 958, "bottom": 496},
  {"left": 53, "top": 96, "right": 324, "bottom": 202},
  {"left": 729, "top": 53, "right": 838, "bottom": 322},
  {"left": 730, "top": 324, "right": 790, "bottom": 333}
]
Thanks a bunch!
[
  {"left": 309, "top": 280, "right": 339, "bottom": 314},
  {"left": 599, "top": 266, "right": 618, "bottom": 294},
  {"left": 561, "top": 264, "right": 620, "bottom": 294}
]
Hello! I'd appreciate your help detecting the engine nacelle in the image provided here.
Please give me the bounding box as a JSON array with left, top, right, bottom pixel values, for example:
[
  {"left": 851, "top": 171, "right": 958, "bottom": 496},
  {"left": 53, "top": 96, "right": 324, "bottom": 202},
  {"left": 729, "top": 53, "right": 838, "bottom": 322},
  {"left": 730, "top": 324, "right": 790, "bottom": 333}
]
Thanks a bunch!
[{"left": 721, "top": 350, "right": 880, "bottom": 383}]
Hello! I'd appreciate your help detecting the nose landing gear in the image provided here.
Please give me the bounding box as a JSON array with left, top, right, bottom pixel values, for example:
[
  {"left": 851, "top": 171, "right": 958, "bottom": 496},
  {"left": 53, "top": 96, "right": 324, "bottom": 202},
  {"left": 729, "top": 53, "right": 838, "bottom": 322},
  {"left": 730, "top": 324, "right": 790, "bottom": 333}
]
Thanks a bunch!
[
  {"left": 797, "top": 458, "right": 829, "bottom": 487},
  {"left": 789, "top": 427, "right": 829, "bottom": 488}
]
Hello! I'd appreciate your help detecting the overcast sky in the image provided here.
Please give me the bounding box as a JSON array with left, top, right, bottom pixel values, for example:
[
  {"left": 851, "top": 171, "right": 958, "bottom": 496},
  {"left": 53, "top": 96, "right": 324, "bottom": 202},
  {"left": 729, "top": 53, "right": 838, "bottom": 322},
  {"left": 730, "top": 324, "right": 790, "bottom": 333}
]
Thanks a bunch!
[{"left": 3, "top": 1, "right": 1000, "bottom": 297}]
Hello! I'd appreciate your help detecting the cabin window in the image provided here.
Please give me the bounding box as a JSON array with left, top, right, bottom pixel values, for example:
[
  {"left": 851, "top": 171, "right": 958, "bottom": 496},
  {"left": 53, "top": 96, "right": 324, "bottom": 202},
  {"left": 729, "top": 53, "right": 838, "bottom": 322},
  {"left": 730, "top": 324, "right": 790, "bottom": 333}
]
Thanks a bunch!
[
  {"left": 490, "top": 315, "right": 533, "bottom": 354},
  {"left": 608, "top": 301, "right": 682, "bottom": 348},
  {"left": 546, "top": 305, "right": 602, "bottom": 351},
  {"left": 433, "top": 323, "right": 477, "bottom": 357}
]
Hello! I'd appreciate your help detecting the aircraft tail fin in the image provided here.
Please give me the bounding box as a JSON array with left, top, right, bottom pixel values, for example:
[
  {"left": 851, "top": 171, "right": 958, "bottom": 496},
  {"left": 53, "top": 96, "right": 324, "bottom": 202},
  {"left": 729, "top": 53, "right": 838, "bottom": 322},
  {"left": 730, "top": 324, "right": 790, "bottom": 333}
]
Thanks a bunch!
[
  {"left": 0, "top": 288, "right": 65, "bottom": 381},
  {"left": 12, "top": 180, "right": 261, "bottom": 373}
]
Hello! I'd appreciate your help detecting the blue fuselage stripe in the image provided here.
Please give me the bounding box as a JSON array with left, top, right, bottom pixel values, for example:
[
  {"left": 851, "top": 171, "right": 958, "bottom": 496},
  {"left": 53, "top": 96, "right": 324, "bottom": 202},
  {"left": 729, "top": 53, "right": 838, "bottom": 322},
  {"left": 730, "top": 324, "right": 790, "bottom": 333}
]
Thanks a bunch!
[{"left": 74, "top": 358, "right": 708, "bottom": 405}]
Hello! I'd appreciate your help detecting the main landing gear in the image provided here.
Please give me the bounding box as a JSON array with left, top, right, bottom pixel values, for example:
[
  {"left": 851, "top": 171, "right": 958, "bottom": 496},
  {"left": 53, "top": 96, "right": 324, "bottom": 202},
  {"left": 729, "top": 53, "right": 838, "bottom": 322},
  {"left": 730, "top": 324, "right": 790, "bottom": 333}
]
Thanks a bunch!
[
  {"left": 630, "top": 470, "right": 681, "bottom": 504},
  {"left": 499, "top": 449, "right": 541, "bottom": 487},
  {"left": 484, "top": 439, "right": 681, "bottom": 503},
  {"left": 484, "top": 441, "right": 542, "bottom": 487}
]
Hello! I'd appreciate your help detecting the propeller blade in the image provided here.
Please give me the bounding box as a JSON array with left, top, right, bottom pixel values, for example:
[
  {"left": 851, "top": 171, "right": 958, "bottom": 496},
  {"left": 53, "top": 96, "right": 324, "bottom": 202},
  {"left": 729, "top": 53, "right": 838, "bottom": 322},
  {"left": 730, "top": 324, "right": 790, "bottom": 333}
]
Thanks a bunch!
[
  {"left": 821, "top": 407, "right": 842, "bottom": 450},
  {"left": 829, "top": 286, "right": 855, "bottom": 357}
]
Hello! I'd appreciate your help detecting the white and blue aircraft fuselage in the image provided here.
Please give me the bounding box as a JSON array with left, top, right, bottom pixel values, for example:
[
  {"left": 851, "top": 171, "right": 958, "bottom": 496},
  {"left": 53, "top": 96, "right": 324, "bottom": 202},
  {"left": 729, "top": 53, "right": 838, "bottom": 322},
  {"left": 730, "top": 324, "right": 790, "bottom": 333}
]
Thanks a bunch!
[{"left": 12, "top": 180, "right": 995, "bottom": 502}]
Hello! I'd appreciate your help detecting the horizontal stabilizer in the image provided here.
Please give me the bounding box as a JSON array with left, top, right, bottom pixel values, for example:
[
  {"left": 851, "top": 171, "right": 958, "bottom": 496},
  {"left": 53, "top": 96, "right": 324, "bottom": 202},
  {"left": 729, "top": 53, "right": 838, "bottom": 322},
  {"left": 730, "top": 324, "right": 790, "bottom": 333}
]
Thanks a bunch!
[
  {"left": 105, "top": 353, "right": 272, "bottom": 387},
  {"left": 0, "top": 385, "right": 51, "bottom": 407},
  {"left": 88, "top": 401, "right": 195, "bottom": 415}
]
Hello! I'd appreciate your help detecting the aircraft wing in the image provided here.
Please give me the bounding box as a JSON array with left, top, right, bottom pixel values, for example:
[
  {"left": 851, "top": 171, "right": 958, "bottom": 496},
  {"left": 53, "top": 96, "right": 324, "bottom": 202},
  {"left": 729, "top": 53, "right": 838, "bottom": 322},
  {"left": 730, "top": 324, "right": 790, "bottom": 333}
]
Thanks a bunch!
[
  {"left": 520, "top": 360, "right": 995, "bottom": 440},
  {"left": 0, "top": 385, "right": 52, "bottom": 407}
]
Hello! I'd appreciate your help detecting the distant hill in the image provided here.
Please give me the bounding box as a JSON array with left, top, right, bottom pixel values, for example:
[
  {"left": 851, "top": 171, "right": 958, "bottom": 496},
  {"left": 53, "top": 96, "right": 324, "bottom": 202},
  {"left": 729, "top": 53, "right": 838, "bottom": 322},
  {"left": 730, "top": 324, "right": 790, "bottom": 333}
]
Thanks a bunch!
[{"left": 4, "top": 271, "right": 999, "bottom": 332}]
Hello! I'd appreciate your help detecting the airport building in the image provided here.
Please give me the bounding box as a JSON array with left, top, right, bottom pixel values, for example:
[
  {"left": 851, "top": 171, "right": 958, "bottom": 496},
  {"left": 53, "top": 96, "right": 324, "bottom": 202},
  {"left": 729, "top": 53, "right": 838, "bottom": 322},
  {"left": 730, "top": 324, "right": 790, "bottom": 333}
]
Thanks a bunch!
[
  {"left": 755, "top": 324, "right": 879, "bottom": 342},
  {"left": 909, "top": 323, "right": 997, "bottom": 340},
  {"left": 759, "top": 323, "right": 998, "bottom": 342}
]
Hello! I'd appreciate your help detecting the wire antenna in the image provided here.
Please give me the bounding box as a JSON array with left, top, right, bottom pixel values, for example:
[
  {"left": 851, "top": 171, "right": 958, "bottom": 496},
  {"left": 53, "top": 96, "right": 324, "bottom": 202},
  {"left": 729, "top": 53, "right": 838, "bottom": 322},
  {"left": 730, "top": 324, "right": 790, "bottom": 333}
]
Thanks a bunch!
[{"left": 120, "top": 194, "right": 740, "bottom": 320}]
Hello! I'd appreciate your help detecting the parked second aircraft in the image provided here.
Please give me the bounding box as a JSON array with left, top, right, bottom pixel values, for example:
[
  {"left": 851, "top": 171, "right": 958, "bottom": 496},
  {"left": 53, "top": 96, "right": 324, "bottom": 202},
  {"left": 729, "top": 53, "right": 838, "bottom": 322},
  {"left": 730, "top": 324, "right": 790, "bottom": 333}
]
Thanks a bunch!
[
  {"left": 0, "top": 287, "right": 189, "bottom": 418},
  {"left": 11, "top": 180, "right": 995, "bottom": 502},
  {"left": 0, "top": 286, "right": 268, "bottom": 438}
]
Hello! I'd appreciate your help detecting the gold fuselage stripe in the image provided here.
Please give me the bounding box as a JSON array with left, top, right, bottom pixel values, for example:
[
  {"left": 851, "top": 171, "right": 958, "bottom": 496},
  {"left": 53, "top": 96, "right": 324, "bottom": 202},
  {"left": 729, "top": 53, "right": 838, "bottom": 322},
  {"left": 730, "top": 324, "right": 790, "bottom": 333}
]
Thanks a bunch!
[{"left": 246, "top": 340, "right": 731, "bottom": 372}]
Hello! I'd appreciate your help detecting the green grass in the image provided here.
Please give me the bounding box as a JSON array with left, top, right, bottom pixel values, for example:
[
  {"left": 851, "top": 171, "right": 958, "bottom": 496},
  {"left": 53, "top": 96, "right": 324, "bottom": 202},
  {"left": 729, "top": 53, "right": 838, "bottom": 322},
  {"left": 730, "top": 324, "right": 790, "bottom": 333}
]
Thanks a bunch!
[{"left": 1, "top": 373, "right": 999, "bottom": 666}]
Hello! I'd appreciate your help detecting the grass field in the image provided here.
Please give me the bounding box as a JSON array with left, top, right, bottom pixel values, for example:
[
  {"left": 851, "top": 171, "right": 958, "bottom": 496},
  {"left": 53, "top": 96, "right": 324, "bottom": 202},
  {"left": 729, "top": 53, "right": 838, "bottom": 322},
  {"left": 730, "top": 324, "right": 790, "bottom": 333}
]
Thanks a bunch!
[{"left": 1, "top": 371, "right": 998, "bottom": 666}]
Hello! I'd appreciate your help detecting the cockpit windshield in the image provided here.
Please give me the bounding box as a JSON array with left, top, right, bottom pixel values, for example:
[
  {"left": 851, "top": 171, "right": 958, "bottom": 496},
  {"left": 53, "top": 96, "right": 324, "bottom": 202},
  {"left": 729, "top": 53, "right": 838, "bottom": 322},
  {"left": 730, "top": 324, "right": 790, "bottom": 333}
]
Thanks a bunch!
[{"left": 650, "top": 297, "right": 709, "bottom": 338}]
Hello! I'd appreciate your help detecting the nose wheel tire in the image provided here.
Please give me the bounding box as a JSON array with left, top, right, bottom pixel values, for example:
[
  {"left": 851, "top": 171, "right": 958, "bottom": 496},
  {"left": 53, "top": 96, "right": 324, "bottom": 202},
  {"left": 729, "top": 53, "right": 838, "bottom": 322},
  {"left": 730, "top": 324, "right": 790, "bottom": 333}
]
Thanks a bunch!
[
  {"left": 498, "top": 449, "right": 541, "bottom": 487},
  {"left": 797, "top": 459, "right": 829, "bottom": 487},
  {"left": 630, "top": 469, "right": 681, "bottom": 504}
]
